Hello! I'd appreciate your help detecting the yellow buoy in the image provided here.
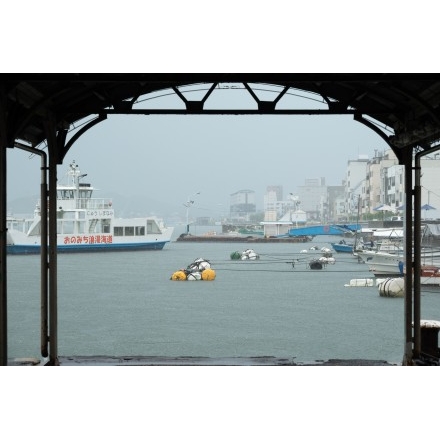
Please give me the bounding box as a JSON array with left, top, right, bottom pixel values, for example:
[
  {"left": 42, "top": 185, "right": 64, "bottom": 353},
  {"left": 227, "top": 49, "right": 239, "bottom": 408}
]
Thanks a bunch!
[
  {"left": 171, "top": 270, "right": 187, "bottom": 281},
  {"left": 201, "top": 268, "right": 216, "bottom": 281}
]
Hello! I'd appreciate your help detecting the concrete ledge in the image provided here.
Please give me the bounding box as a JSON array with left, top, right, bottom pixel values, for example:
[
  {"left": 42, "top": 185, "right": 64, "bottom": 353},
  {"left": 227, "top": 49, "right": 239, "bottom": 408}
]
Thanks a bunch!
[{"left": 52, "top": 356, "right": 397, "bottom": 366}]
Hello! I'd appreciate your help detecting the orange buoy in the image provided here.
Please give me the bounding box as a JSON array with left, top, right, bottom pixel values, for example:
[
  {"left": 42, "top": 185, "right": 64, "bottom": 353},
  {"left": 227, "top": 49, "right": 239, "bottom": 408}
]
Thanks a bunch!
[
  {"left": 171, "top": 270, "right": 187, "bottom": 281},
  {"left": 201, "top": 268, "right": 216, "bottom": 281}
]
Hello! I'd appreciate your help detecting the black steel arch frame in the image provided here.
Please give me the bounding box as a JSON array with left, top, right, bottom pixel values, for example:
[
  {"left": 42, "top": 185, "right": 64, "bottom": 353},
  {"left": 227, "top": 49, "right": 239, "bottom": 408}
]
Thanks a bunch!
[{"left": 1, "top": 73, "right": 440, "bottom": 366}]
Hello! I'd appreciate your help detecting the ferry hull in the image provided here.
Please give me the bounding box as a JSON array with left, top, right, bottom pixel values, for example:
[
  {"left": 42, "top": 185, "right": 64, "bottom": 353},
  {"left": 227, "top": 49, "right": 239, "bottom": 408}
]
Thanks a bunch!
[{"left": 7, "top": 240, "right": 169, "bottom": 255}]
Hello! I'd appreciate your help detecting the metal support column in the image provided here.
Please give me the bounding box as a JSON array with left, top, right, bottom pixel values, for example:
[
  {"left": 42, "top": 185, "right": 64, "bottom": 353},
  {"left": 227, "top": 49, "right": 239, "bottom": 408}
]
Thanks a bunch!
[
  {"left": 0, "top": 89, "right": 8, "bottom": 366},
  {"left": 403, "top": 150, "right": 414, "bottom": 365},
  {"left": 44, "top": 117, "right": 60, "bottom": 366},
  {"left": 413, "top": 145, "right": 440, "bottom": 361},
  {"left": 413, "top": 156, "right": 422, "bottom": 359},
  {"left": 13, "top": 145, "right": 48, "bottom": 358}
]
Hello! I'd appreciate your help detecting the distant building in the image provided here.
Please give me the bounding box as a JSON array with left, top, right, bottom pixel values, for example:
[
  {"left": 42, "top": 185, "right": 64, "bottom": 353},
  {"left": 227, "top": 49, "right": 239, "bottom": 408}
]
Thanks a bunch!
[
  {"left": 297, "top": 177, "right": 327, "bottom": 221},
  {"left": 263, "top": 185, "right": 295, "bottom": 219},
  {"left": 345, "top": 156, "right": 369, "bottom": 220},
  {"left": 263, "top": 188, "right": 281, "bottom": 215},
  {"left": 368, "top": 149, "right": 399, "bottom": 213},
  {"left": 230, "top": 189, "right": 256, "bottom": 221},
  {"left": 379, "top": 152, "right": 440, "bottom": 219},
  {"left": 266, "top": 185, "right": 283, "bottom": 202},
  {"left": 333, "top": 193, "right": 346, "bottom": 222},
  {"left": 327, "top": 185, "right": 345, "bottom": 222}
]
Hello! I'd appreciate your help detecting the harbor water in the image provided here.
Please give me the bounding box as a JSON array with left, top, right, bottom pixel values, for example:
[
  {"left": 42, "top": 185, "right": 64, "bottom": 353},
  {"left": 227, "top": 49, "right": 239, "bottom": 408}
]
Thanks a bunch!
[{"left": 7, "top": 230, "right": 440, "bottom": 365}]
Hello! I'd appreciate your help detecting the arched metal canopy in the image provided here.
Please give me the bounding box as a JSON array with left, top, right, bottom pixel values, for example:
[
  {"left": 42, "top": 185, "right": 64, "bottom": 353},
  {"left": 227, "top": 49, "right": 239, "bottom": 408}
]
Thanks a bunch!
[
  {"left": 2, "top": 73, "right": 440, "bottom": 366},
  {"left": 2, "top": 73, "right": 440, "bottom": 160}
]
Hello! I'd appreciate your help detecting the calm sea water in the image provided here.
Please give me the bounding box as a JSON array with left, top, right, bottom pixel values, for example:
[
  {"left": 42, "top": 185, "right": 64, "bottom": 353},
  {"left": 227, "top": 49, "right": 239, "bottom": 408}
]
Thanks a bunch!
[{"left": 6, "top": 230, "right": 440, "bottom": 365}]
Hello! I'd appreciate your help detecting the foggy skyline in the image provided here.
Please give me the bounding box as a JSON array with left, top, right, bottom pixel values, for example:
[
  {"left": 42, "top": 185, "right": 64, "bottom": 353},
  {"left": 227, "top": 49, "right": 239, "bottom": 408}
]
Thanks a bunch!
[{"left": 6, "top": 89, "right": 391, "bottom": 220}]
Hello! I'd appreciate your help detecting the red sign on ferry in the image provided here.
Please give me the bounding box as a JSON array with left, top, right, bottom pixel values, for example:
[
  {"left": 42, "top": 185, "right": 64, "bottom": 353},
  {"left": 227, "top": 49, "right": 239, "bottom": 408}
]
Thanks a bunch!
[{"left": 63, "top": 235, "right": 113, "bottom": 245}]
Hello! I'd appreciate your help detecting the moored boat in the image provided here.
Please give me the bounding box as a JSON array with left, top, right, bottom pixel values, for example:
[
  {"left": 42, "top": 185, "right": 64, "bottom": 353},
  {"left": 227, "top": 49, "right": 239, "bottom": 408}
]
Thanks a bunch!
[
  {"left": 6, "top": 161, "right": 174, "bottom": 254},
  {"left": 356, "top": 245, "right": 440, "bottom": 277},
  {"left": 356, "top": 249, "right": 403, "bottom": 276},
  {"left": 419, "top": 265, "right": 440, "bottom": 286},
  {"left": 400, "top": 264, "right": 440, "bottom": 286},
  {"left": 330, "top": 240, "right": 354, "bottom": 253}
]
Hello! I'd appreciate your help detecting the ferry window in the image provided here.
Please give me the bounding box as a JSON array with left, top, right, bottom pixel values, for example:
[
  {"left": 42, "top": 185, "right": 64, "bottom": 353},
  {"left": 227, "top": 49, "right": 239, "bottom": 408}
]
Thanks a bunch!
[
  {"left": 78, "top": 221, "right": 85, "bottom": 234},
  {"left": 78, "top": 211, "right": 85, "bottom": 219},
  {"left": 58, "top": 220, "right": 74, "bottom": 234},
  {"left": 102, "top": 220, "right": 111, "bottom": 234},
  {"left": 59, "top": 190, "right": 74, "bottom": 199},
  {"left": 62, "top": 212, "right": 75, "bottom": 220},
  {"left": 114, "top": 227, "right": 123, "bottom": 236},
  {"left": 79, "top": 189, "right": 92, "bottom": 199},
  {"left": 147, "top": 220, "right": 161, "bottom": 234},
  {"left": 135, "top": 226, "right": 145, "bottom": 236},
  {"left": 125, "top": 226, "right": 134, "bottom": 236}
]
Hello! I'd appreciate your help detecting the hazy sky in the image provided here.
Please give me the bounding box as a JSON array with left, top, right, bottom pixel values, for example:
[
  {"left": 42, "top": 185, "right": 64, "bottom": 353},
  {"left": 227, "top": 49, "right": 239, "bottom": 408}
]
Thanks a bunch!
[
  {"left": 4, "top": 2, "right": 434, "bottom": 223},
  {"left": 6, "top": 86, "right": 392, "bottom": 220}
]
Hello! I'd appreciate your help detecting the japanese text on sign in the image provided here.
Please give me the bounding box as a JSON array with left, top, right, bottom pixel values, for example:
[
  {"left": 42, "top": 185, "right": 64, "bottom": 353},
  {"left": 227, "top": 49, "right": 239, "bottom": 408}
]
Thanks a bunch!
[{"left": 63, "top": 235, "right": 113, "bottom": 245}]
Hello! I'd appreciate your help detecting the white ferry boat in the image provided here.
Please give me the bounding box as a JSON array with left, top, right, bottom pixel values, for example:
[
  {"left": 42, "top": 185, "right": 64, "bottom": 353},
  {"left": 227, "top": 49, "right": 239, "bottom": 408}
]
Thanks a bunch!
[{"left": 6, "top": 161, "right": 174, "bottom": 254}]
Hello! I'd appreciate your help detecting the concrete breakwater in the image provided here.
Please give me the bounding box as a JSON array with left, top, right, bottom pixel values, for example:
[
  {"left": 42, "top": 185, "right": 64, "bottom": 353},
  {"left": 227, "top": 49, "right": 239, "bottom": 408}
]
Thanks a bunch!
[{"left": 175, "top": 234, "right": 311, "bottom": 243}]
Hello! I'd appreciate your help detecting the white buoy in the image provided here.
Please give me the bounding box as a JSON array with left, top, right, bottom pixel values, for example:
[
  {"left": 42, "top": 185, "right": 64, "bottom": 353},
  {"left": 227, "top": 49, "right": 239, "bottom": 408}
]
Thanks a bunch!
[
  {"left": 344, "top": 278, "right": 374, "bottom": 287},
  {"left": 378, "top": 277, "right": 404, "bottom": 297},
  {"left": 188, "top": 258, "right": 211, "bottom": 272},
  {"left": 187, "top": 272, "right": 202, "bottom": 281},
  {"left": 241, "top": 249, "right": 259, "bottom": 260},
  {"left": 197, "top": 260, "right": 211, "bottom": 270}
]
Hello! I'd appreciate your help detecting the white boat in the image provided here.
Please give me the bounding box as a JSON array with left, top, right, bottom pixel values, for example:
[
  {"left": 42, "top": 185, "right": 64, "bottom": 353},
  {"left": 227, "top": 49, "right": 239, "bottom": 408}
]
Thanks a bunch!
[
  {"left": 419, "top": 266, "right": 440, "bottom": 286},
  {"left": 357, "top": 246, "right": 440, "bottom": 277},
  {"left": 6, "top": 161, "right": 174, "bottom": 254},
  {"left": 376, "top": 266, "right": 440, "bottom": 289},
  {"left": 356, "top": 224, "right": 440, "bottom": 276},
  {"left": 356, "top": 249, "right": 404, "bottom": 276}
]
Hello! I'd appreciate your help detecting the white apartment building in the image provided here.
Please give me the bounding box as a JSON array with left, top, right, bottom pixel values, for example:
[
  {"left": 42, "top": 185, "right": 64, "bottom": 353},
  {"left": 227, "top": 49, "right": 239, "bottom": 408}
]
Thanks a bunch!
[
  {"left": 263, "top": 185, "right": 296, "bottom": 221},
  {"left": 297, "top": 177, "right": 327, "bottom": 221},
  {"left": 259, "top": 150, "right": 440, "bottom": 225},
  {"left": 230, "top": 189, "right": 256, "bottom": 221},
  {"left": 345, "top": 156, "right": 368, "bottom": 219},
  {"left": 359, "top": 149, "right": 439, "bottom": 219},
  {"left": 364, "top": 149, "right": 400, "bottom": 214}
]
